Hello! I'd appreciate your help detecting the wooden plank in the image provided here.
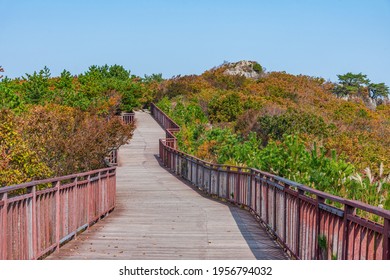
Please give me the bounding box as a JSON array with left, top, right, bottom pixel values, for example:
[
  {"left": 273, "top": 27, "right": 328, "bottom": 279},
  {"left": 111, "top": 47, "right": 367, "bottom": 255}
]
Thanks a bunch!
[{"left": 47, "top": 111, "right": 287, "bottom": 260}]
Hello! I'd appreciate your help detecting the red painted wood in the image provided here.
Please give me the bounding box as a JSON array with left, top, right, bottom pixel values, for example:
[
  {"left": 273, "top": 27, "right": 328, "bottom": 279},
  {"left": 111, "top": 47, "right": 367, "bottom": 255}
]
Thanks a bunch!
[{"left": 0, "top": 167, "right": 116, "bottom": 260}]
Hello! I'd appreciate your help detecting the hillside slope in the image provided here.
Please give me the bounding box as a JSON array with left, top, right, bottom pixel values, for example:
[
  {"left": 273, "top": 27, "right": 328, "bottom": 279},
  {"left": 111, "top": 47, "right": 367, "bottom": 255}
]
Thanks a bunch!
[{"left": 155, "top": 61, "right": 390, "bottom": 210}]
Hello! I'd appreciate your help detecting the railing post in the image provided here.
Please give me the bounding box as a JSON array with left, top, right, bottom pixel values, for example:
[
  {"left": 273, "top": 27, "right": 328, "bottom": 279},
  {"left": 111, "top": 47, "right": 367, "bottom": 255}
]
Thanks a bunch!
[
  {"left": 254, "top": 173, "right": 258, "bottom": 214},
  {"left": 55, "top": 181, "right": 61, "bottom": 252},
  {"left": 295, "top": 189, "right": 304, "bottom": 259},
  {"left": 1, "top": 192, "right": 8, "bottom": 259},
  {"left": 202, "top": 162, "right": 206, "bottom": 191},
  {"left": 259, "top": 174, "right": 263, "bottom": 220},
  {"left": 103, "top": 171, "right": 108, "bottom": 213},
  {"left": 87, "top": 174, "right": 91, "bottom": 226},
  {"left": 236, "top": 169, "right": 240, "bottom": 204},
  {"left": 209, "top": 165, "right": 212, "bottom": 194},
  {"left": 315, "top": 195, "right": 325, "bottom": 260},
  {"left": 273, "top": 181, "right": 277, "bottom": 232},
  {"left": 167, "top": 147, "right": 171, "bottom": 168},
  {"left": 73, "top": 177, "right": 78, "bottom": 238},
  {"left": 165, "top": 146, "right": 169, "bottom": 166},
  {"left": 28, "top": 185, "right": 37, "bottom": 259},
  {"left": 226, "top": 166, "right": 230, "bottom": 200},
  {"left": 73, "top": 177, "right": 82, "bottom": 236},
  {"left": 217, "top": 166, "right": 220, "bottom": 197},
  {"left": 265, "top": 179, "right": 269, "bottom": 225},
  {"left": 383, "top": 218, "right": 390, "bottom": 260},
  {"left": 98, "top": 171, "right": 102, "bottom": 220},
  {"left": 342, "top": 204, "right": 355, "bottom": 259},
  {"left": 174, "top": 152, "right": 178, "bottom": 175},
  {"left": 113, "top": 168, "right": 117, "bottom": 209},
  {"left": 248, "top": 170, "right": 252, "bottom": 207},
  {"left": 172, "top": 150, "right": 176, "bottom": 173},
  {"left": 195, "top": 159, "right": 199, "bottom": 187},
  {"left": 282, "top": 182, "right": 288, "bottom": 245}
]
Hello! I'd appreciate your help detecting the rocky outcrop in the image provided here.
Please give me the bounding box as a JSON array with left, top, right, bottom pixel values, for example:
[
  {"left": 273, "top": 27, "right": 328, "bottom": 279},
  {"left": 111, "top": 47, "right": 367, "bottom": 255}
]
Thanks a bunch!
[{"left": 222, "top": 60, "right": 263, "bottom": 79}]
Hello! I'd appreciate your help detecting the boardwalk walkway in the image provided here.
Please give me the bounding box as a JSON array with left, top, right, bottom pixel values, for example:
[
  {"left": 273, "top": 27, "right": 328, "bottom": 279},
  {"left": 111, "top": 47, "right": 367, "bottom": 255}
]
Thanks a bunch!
[{"left": 47, "top": 111, "right": 287, "bottom": 260}]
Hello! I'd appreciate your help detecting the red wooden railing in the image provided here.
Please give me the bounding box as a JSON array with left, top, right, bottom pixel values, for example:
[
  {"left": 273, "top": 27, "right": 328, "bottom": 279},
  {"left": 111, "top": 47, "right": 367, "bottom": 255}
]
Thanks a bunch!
[
  {"left": 0, "top": 167, "right": 116, "bottom": 260},
  {"left": 120, "top": 112, "right": 135, "bottom": 125},
  {"left": 151, "top": 103, "right": 390, "bottom": 260},
  {"left": 107, "top": 148, "right": 119, "bottom": 166},
  {"left": 106, "top": 112, "right": 135, "bottom": 166}
]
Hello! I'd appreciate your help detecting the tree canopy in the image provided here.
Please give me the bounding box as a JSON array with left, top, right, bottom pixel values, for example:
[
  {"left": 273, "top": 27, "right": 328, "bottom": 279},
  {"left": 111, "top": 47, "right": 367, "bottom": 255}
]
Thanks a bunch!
[{"left": 333, "top": 72, "right": 389, "bottom": 101}]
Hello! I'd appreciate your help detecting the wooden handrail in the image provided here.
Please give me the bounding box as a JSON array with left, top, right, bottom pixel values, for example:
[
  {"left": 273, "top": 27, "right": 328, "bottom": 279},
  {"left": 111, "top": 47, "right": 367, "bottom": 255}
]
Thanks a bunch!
[
  {"left": 151, "top": 102, "right": 390, "bottom": 260},
  {"left": 0, "top": 167, "right": 116, "bottom": 259}
]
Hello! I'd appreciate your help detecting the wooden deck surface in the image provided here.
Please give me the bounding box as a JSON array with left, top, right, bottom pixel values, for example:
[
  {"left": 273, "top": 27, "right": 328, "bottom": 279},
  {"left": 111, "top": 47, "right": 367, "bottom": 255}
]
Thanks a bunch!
[{"left": 47, "top": 111, "right": 287, "bottom": 260}]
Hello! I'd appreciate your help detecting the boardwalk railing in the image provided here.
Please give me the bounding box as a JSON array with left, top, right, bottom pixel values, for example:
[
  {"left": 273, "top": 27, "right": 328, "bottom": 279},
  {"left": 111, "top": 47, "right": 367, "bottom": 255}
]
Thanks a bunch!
[
  {"left": 106, "top": 112, "right": 135, "bottom": 166},
  {"left": 0, "top": 167, "right": 116, "bottom": 260},
  {"left": 151, "top": 102, "right": 390, "bottom": 260},
  {"left": 120, "top": 112, "right": 135, "bottom": 125}
]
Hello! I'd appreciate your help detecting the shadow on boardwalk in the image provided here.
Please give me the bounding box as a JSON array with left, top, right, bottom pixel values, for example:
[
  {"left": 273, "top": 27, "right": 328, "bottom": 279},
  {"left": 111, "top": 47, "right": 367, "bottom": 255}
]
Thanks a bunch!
[{"left": 154, "top": 155, "right": 287, "bottom": 260}]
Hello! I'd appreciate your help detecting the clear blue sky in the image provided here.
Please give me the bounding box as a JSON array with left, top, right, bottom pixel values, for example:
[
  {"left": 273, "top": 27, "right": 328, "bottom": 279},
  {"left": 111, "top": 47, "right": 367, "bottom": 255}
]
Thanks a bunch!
[{"left": 1, "top": 0, "right": 390, "bottom": 85}]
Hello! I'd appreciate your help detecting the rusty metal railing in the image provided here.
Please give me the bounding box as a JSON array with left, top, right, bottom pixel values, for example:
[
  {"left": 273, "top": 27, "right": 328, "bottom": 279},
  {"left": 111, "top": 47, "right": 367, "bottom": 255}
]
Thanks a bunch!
[
  {"left": 0, "top": 167, "right": 116, "bottom": 260},
  {"left": 151, "top": 102, "right": 390, "bottom": 260}
]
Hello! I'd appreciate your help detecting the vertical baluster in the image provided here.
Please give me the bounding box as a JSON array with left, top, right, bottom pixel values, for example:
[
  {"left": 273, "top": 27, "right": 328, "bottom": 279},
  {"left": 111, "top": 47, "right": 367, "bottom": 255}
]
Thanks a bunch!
[
  {"left": 196, "top": 160, "right": 200, "bottom": 188},
  {"left": 315, "top": 195, "right": 325, "bottom": 260},
  {"left": 383, "top": 218, "right": 390, "bottom": 260},
  {"left": 87, "top": 174, "right": 91, "bottom": 226},
  {"left": 1, "top": 192, "right": 8, "bottom": 259},
  {"left": 30, "top": 186, "right": 37, "bottom": 259},
  {"left": 342, "top": 204, "right": 355, "bottom": 259},
  {"left": 209, "top": 165, "right": 212, "bottom": 194},
  {"left": 295, "top": 189, "right": 303, "bottom": 258},
  {"left": 73, "top": 177, "right": 79, "bottom": 237},
  {"left": 226, "top": 167, "right": 230, "bottom": 200},
  {"left": 217, "top": 166, "right": 220, "bottom": 197},
  {"left": 202, "top": 162, "right": 206, "bottom": 191},
  {"left": 55, "top": 181, "right": 60, "bottom": 252},
  {"left": 254, "top": 173, "right": 258, "bottom": 215},
  {"left": 248, "top": 170, "right": 252, "bottom": 208},
  {"left": 259, "top": 174, "right": 263, "bottom": 220},
  {"left": 283, "top": 183, "right": 288, "bottom": 246},
  {"left": 265, "top": 179, "right": 269, "bottom": 225},
  {"left": 236, "top": 169, "right": 240, "bottom": 204},
  {"left": 273, "top": 181, "right": 277, "bottom": 232}
]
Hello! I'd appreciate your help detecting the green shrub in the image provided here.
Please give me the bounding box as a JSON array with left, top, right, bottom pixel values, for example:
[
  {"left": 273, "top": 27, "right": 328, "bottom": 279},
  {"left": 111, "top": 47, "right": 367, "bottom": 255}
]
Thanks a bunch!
[
  {"left": 252, "top": 62, "right": 263, "bottom": 73},
  {"left": 208, "top": 92, "right": 243, "bottom": 123},
  {"left": 255, "top": 109, "right": 334, "bottom": 145}
]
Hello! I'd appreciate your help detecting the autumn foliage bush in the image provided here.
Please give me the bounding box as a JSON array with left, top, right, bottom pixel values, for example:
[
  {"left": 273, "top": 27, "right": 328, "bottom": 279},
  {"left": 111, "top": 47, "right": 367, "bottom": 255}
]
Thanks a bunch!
[
  {"left": 21, "top": 104, "right": 134, "bottom": 176},
  {"left": 0, "top": 110, "right": 52, "bottom": 187},
  {"left": 0, "top": 65, "right": 138, "bottom": 187}
]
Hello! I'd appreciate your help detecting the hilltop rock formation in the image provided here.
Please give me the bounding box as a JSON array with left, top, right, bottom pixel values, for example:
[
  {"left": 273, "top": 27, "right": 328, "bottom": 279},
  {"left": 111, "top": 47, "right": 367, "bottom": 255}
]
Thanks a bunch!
[{"left": 222, "top": 60, "right": 263, "bottom": 79}]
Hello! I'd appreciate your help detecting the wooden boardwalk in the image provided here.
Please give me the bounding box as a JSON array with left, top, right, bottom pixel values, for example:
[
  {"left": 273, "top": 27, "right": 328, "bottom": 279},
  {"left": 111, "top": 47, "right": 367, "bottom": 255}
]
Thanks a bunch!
[{"left": 47, "top": 111, "right": 287, "bottom": 260}]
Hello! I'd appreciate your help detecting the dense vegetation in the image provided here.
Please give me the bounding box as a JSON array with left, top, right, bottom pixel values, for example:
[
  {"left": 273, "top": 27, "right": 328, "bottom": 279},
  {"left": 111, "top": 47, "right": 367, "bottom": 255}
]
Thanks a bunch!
[
  {"left": 0, "top": 65, "right": 150, "bottom": 187},
  {"left": 1, "top": 61, "right": 389, "bottom": 213},
  {"left": 154, "top": 61, "right": 390, "bottom": 211}
]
